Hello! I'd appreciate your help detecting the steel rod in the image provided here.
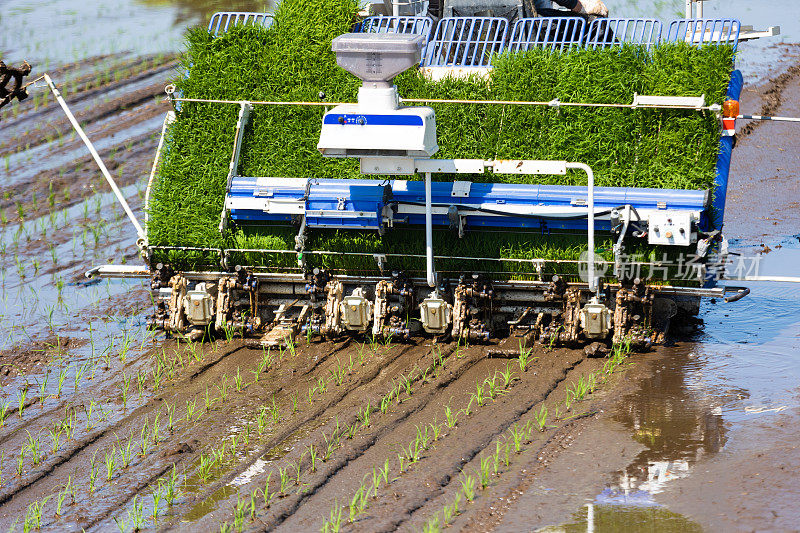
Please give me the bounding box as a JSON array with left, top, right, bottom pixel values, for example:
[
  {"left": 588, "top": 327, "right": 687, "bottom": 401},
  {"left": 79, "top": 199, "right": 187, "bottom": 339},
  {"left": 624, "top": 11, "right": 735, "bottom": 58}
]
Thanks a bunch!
[{"left": 44, "top": 74, "right": 145, "bottom": 240}]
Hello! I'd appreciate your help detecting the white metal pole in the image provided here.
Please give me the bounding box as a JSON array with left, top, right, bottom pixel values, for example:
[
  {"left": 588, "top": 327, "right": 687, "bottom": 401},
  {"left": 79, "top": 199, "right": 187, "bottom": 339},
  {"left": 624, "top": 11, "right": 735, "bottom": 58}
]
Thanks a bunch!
[
  {"left": 425, "top": 171, "right": 436, "bottom": 288},
  {"left": 685, "top": 0, "right": 693, "bottom": 19},
  {"left": 43, "top": 74, "right": 145, "bottom": 240},
  {"left": 567, "top": 163, "right": 596, "bottom": 293},
  {"left": 696, "top": 0, "right": 703, "bottom": 18}
]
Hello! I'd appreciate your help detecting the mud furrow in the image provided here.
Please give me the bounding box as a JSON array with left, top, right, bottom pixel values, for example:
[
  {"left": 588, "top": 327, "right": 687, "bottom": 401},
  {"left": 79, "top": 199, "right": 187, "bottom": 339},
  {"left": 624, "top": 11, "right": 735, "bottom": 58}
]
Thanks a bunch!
[
  {"left": 257, "top": 346, "right": 483, "bottom": 532},
  {"left": 159, "top": 343, "right": 422, "bottom": 529},
  {"left": 362, "top": 352, "right": 586, "bottom": 532}
]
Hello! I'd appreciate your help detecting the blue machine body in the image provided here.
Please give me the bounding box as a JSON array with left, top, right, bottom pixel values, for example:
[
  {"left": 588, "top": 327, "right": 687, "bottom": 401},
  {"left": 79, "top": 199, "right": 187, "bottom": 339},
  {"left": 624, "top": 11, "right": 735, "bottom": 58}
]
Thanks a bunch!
[{"left": 227, "top": 176, "right": 709, "bottom": 234}]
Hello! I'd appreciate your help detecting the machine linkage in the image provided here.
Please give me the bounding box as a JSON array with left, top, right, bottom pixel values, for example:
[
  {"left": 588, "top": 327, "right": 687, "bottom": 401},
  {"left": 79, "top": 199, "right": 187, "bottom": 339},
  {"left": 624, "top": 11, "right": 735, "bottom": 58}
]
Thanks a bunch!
[{"left": 146, "top": 265, "right": 685, "bottom": 349}]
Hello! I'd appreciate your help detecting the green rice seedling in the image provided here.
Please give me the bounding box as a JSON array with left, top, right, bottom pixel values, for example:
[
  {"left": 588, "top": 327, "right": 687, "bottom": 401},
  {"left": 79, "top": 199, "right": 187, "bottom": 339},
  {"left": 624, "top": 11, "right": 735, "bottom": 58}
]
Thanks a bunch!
[
  {"left": 278, "top": 466, "right": 289, "bottom": 495},
  {"left": 152, "top": 412, "right": 162, "bottom": 445},
  {"left": 185, "top": 398, "right": 197, "bottom": 421},
  {"left": 316, "top": 376, "right": 327, "bottom": 394},
  {"left": 370, "top": 466, "right": 382, "bottom": 496},
  {"left": 198, "top": 454, "right": 214, "bottom": 483},
  {"left": 16, "top": 447, "right": 25, "bottom": 477},
  {"left": 472, "top": 381, "right": 485, "bottom": 407},
  {"left": 119, "top": 372, "right": 131, "bottom": 410},
  {"left": 479, "top": 455, "right": 492, "bottom": 488},
  {"left": 286, "top": 334, "right": 296, "bottom": 357},
  {"left": 0, "top": 401, "right": 10, "bottom": 426},
  {"left": 416, "top": 424, "right": 430, "bottom": 450},
  {"left": 217, "top": 376, "right": 229, "bottom": 402},
  {"left": 380, "top": 395, "right": 390, "bottom": 414},
  {"left": 18, "top": 387, "right": 28, "bottom": 417},
  {"left": 25, "top": 431, "right": 42, "bottom": 466},
  {"left": 307, "top": 444, "right": 318, "bottom": 473},
  {"left": 357, "top": 401, "right": 372, "bottom": 428},
  {"left": 443, "top": 493, "right": 461, "bottom": 524},
  {"left": 460, "top": 474, "right": 477, "bottom": 502},
  {"left": 510, "top": 424, "right": 524, "bottom": 453},
  {"left": 518, "top": 340, "right": 533, "bottom": 373},
  {"left": 152, "top": 481, "right": 164, "bottom": 521},
  {"left": 164, "top": 467, "right": 179, "bottom": 506},
  {"left": 233, "top": 495, "right": 246, "bottom": 530},
  {"left": 398, "top": 453, "right": 405, "bottom": 474},
  {"left": 345, "top": 422, "right": 358, "bottom": 440},
  {"left": 56, "top": 367, "right": 67, "bottom": 398},
  {"left": 37, "top": 370, "right": 50, "bottom": 404},
  {"left": 430, "top": 421, "right": 442, "bottom": 442},
  {"left": 121, "top": 433, "right": 134, "bottom": 468},
  {"left": 423, "top": 513, "right": 441, "bottom": 533},
  {"left": 535, "top": 404, "right": 548, "bottom": 431},
  {"left": 498, "top": 362, "right": 516, "bottom": 389},
  {"left": 485, "top": 375, "right": 500, "bottom": 400},
  {"left": 400, "top": 373, "right": 413, "bottom": 397},
  {"left": 55, "top": 476, "right": 71, "bottom": 516},
  {"left": 330, "top": 359, "right": 346, "bottom": 386},
  {"left": 445, "top": 402, "right": 458, "bottom": 428},
  {"left": 293, "top": 457, "right": 303, "bottom": 486},
  {"left": 269, "top": 396, "right": 280, "bottom": 423},
  {"left": 49, "top": 426, "right": 62, "bottom": 455},
  {"left": 234, "top": 367, "right": 244, "bottom": 391},
  {"left": 291, "top": 393, "right": 298, "bottom": 413},
  {"left": 129, "top": 495, "right": 145, "bottom": 530},
  {"left": 105, "top": 447, "right": 117, "bottom": 481},
  {"left": 85, "top": 400, "right": 96, "bottom": 430},
  {"left": 256, "top": 407, "right": 269, "bottom": 435},
  {"left": 321, "top": 501, "right": 343, "bottom": 533},
  {"left": 204, "top": 386, "right": 214, "bottom": 411},
  {"left": 307, "top": 385, "right": 316, "bottom": 405},
  {"left": 262, "top": 472, "right": 273, "bottom": 506}
]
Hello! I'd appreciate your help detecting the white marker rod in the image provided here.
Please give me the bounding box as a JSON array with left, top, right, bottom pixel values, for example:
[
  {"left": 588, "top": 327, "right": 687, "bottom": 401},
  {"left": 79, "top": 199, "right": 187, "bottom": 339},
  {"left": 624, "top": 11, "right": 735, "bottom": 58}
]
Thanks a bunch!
[
  {"left": 738, "top": 114, "right": 800, "bottom": 123},
  {"left": 43, "top": 74, "right": 145, "bottom": 239}
]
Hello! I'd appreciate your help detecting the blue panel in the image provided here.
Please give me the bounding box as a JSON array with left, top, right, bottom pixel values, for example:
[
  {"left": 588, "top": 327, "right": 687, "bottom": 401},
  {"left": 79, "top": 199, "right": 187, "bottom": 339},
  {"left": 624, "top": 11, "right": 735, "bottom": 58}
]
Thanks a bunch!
[
  {"left": 207, "top": 12, "right": 273, "bottom": 36},
  {"left": 508, "top": 17, "right": 586, "bottom": 52},
  {"left": 227, "top": 176, "right": 709, "bottom": 235},
  {"left": 585, "top": 18, "right": 662, "bottom": 50},
  {"left": 323, "top": 114, "right": 424, "bottom": 126},
  {"left": 423, "top": 17, "right": 509, "bottom": 68},
  {"left": 665, "top": 19, "right": 740, "bottom": 51},
  {"left": 711, "top": 69, "right": 744, "bottom": 231}
]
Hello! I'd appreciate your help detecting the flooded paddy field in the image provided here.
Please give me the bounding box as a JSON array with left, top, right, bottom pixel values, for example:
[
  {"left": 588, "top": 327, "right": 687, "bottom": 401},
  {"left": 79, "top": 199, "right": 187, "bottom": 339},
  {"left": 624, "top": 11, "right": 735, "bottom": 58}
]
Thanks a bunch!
[{"left": 1, "top": 1, "right": 799, "bottom": 532}]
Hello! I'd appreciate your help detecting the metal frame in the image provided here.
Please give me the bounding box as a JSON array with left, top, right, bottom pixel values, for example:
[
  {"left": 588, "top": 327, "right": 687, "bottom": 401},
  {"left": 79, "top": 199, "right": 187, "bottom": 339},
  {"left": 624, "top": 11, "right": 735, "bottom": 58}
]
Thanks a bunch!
[
  {"left": 666, "top": 18, "right": 741, "bottom": 50},
  {"left": 586, "top": 18, "right": 663, "bottom": 50},
  {"left": 207, "top": 12, "right": 273, "bottom": 35},
  {"left": 423, "top": 17, "right": 509, "bottom": 68},
  {"left": 508, "top": 17, "right": 586, "bottom": 52}
]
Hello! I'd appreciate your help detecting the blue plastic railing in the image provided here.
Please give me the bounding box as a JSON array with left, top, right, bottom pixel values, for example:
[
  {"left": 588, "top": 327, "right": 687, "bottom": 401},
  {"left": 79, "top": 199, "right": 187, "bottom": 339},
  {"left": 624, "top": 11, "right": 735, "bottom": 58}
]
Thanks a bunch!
[
  {"left": 207, "top": 12, "right": 273, "bottom": 36},
  {"left": 586, "top": 18, "right": 662, "bottom": 49},
  {"left": 665, "top": 19, "right": 741, "bottom": 51},
  {"left": 423, "top": 17, "right": 508, "bottom": 67},
  {"left": 358, "top": 15, "right": 432, "bottom": 37},
  {"left": 508, "top": 17, "right": 586, "bottom": 52}
]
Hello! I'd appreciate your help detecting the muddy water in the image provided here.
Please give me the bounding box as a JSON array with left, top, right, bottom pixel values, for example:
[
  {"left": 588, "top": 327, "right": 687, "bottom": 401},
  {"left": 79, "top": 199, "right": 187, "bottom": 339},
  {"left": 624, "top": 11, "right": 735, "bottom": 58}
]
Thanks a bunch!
[{"left": 0, "top": 1, "right": 271, "bottom": 67}]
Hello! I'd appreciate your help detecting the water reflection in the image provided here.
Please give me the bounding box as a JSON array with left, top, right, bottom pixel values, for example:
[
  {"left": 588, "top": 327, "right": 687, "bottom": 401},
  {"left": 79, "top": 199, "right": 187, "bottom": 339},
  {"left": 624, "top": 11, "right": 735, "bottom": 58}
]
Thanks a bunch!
[
  {"left": 538, "top": 503, "right": 703, "bottom": 533},
  {"left": 136, "top": 0, "right": 274, "bottom": 28}
]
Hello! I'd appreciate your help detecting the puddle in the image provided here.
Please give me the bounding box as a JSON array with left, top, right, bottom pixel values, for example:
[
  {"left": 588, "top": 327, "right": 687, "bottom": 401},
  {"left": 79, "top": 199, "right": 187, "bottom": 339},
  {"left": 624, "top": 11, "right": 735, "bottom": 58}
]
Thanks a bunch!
[
  {"left": 0, "top": 0, "right": 273, "bottom": 68},
  {"left": 538, "top": 503, "right": 702, "bottom": 533},
  {"left": 550, "top": 245, "right": 800, "bottom": 529}
]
